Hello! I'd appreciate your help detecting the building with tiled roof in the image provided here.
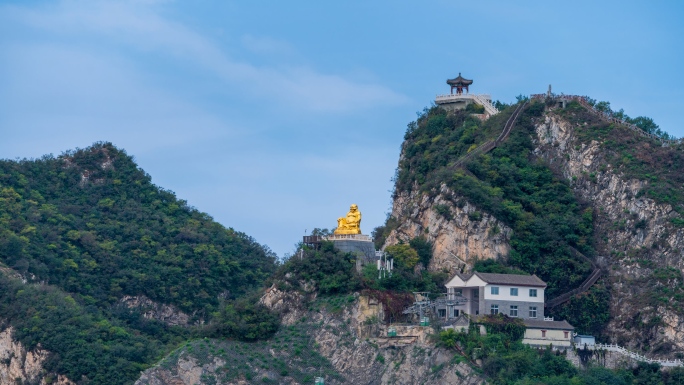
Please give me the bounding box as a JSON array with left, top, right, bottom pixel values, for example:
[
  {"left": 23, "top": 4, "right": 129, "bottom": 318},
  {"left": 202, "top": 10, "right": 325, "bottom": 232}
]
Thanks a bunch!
[
  {"left": 522, "top": 319, "right": 575, "bottom": 347},
  {"left": 443, "top": 271, "right": 547, "bottom": 320}
]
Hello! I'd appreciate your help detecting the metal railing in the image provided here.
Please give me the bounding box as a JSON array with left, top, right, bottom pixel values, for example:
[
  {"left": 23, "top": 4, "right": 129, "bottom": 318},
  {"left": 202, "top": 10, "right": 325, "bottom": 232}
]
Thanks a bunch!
[
  {"left": 436, "top": 93, "right": 492, "bottom": 101},
  {"left": 322, "top": 234, "right": 373, "bottom": 242},
  {"left": 435, "top": 93, "right": 499, "bottom": 116},
  {"left": 585, "top": 343, "right": 684, "bottom": 367},
  {"left": 531, "top": 93, "right": 681, "bottom": 146},
  {"left": 450, "top": 101, "right": 527, "bottom": 170},
  {"left": 546, "top": 248, "right": 602, "bottom": 308}
]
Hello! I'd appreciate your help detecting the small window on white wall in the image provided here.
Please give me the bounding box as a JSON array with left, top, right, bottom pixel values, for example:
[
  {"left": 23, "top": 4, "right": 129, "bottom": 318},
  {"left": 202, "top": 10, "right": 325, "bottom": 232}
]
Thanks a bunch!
[
  {"left": 529, "top": 289, "right": 537, "bottom": 297},
  {"left": 491, "top": 286, "right": 499, "bottom": 295},
  {"left": 510, "top": 288, "right": 518, "bottom": 296}
]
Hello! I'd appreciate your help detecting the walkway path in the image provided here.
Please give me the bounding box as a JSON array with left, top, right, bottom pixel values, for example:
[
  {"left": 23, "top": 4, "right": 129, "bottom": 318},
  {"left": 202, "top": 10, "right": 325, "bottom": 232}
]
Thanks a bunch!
[
  {"left": 447, "top": 100, "right": 605, "bottom": 309},
  {"left": 546, "top": 248, "right": 603, "bottom": 308},
  {"left": 451, "top": 101, "right": 528, "bottom": 169}
]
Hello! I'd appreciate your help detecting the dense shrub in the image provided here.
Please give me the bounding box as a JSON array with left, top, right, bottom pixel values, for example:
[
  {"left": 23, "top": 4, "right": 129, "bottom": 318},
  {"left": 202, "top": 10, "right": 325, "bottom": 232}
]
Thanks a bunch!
[
  {"left": 207, "top": 296, "right": 280, "bottom": 341},
  {"left": 473, "top": 259, "right": 526, "bottom": 275},
  {"left": 273, "top": 241, "right": 360, "bottom": 295},
  {"left": 549, "top": 284, "right": 611, "bottom": 336},
  {"left": 476, "top": 314, "right": 526, "bottom": 342},
  {"left": 0, "top": 274, "right": 180, "bottom": 385},
  {"left": 362, "top": 239, "right": 448, "bottom": 295}
]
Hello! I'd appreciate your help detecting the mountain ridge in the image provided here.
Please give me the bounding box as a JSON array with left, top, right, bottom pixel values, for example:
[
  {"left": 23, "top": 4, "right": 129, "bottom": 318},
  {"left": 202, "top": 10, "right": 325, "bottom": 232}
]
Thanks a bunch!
[{"left": 0, "top": 142, "right": 278, "bottom": 384}]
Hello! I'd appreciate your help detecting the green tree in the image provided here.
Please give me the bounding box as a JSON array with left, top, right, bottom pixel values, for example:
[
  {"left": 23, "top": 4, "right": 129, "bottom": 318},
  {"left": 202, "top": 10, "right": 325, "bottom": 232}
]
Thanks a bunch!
[{"left": 385, "top": 244, "right": 419, "bottom": 270}]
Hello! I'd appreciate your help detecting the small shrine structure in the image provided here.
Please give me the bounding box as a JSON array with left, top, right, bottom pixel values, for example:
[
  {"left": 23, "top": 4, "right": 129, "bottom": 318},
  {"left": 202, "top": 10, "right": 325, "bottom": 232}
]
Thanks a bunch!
[
  {"left": 447, "top": 73, "right": 473, "bottom": 95},
  {"left": 435, "top": 72, "right": 499, "bottom": 117}
]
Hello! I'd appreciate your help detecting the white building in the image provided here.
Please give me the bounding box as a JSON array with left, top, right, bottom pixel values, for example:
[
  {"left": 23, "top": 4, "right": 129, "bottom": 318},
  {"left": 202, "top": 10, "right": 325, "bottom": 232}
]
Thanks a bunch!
[
  {"left": 522, "top": 319, "right": 575, "bottom": 347},
  {"left": 573, "top": 334, "right": 596, "bottom": 347},
  {"left": 444, "top": 272, "right": 547, "bottom": 320}
]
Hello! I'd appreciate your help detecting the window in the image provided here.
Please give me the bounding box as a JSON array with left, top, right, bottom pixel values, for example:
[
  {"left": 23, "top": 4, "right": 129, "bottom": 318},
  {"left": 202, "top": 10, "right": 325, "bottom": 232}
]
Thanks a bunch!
[
  {"left": 473, "top": 289, "right": 479, "bottom": 299},
  {"left": 490, "top": 304, "right": 499, "bottom": 315},
  {"left": 510, "top": 288, "right": 518, "bottom": 296},
  {"left": 541, "top": 330, "right": 547, "bottom": 338},
  {"left": 529, "top": 307, "right": 537, "bottom": 318},
  {"left": 438, "top": 309, "right": 446, "bottom": 318},
  {"left": 529, "top": 289, "right": 537, "bottom": 297},
  {"left": 455, "top": 289, "right": 462, "bottom": 296},
  {"left": 491, "top": 286, "right": 499, "bottom": 295},
  {"left": 564, "top": 331, "right": 569, "bottom": 339},
  {"left": 453, "top": 309, "right": 460, "bottom": 317},
  {"left": 510, "top": 306, "right": 518, "bottom": 317}
]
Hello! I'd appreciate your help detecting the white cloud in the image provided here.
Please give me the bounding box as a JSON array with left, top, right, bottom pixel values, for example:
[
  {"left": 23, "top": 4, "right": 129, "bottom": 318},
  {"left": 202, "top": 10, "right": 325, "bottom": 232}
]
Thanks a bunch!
[
  {"left": 2, "top": 0, "right": 407, "bottom": 113},
  {"left": 241, "top": 34, "right": 295, "bottom": 56},
  {"left": 0, "top": 41, "right": 236, "bottom": 159}
]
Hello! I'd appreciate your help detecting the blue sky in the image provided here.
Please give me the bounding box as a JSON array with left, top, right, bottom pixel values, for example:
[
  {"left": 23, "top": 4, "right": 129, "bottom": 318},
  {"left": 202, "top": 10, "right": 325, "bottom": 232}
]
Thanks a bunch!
[{"left": 1, "top": 0, "right": 683, "bottom": 258}]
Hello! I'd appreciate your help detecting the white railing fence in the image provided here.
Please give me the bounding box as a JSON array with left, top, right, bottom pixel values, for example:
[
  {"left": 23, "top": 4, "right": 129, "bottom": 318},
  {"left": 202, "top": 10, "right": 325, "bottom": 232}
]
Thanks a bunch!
[
  {"left": 581, "top": 343, "right": 684, "bottom": 367},
  {"left": 530, "top": 94, "right": 681, "bottom": 147},
  {"left": 435, "top": 93, "right": 499, "bottom": 116}
]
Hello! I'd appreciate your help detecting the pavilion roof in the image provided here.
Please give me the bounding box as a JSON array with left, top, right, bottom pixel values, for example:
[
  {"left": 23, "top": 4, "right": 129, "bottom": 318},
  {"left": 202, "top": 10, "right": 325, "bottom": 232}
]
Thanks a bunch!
[{"left": 447, "top": 73, "right": 473, "bottom": 86}]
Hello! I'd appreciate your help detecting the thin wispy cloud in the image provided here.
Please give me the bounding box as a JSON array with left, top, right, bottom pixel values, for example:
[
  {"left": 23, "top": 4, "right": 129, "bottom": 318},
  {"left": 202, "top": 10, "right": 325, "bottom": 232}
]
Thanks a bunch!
[
  {"left": 2, "top": 0, "right": 407, "bottom": 113},
  {"left": 241, "top": 34, "right": 296, "bottom": 56}
]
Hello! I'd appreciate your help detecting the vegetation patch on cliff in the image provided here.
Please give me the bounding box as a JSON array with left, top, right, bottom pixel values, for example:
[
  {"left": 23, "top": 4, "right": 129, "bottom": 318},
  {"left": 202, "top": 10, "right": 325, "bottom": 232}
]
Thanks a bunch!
[{"left": 555, "top": 100, "right": 684, "bottom": 217}]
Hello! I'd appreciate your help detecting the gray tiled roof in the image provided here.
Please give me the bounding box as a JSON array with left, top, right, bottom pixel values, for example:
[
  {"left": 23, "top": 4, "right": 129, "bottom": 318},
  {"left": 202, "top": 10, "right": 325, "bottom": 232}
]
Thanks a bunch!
[
  {"left": 454, "top": 273, "right": 473, "bottom": 281},
  {"left": 523, "top": 319, "right": 574, "bottom": 330},
  {"left": 446, "top": 73, "right": 473, "bottom": 86},
  {"left": 443, "top": 315, "right": 470, "bottom": 327},
  {"left": 474, "top": 272, "right": 547, "bottom": 287}
]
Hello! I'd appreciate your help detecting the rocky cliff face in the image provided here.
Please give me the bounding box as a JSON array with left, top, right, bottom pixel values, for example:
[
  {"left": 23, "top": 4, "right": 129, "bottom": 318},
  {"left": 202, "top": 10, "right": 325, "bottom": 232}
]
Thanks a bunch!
[
  {"left": 385, "top": 184, "right": 512, "bottom": 273},
  {"left": 136, "top": 289, "right": 485, "bottom": 385},
  {"left": 533, "top": 114, "right": 684, "bottom": 355},
  {"left": 120, "top": 295, "right": 196, "bottom": 326},
  {"left": 385, "top": 106, "right": 684, "bottom": 356},
  {"left": 0, "top": 327, "right": 74, "bottom": 385}
]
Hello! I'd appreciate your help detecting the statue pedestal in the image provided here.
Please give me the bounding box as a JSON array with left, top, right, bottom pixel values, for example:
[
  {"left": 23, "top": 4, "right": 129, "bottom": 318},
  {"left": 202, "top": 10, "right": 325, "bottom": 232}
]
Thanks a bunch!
[{"left": 324, "top": 234, "right": 377, "bottom": 269}]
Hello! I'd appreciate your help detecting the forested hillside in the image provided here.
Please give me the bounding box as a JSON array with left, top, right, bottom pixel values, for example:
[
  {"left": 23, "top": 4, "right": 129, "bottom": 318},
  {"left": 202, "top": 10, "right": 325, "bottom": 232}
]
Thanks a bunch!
[
  {"left": 381, "top": 95, "right": 684, "bottom": 357},
  {"left": 0, "top": 142, "right": 277, "bottom": 384},
  {"left": 384, "top": 104, "right": 608, "bottom": 333}
]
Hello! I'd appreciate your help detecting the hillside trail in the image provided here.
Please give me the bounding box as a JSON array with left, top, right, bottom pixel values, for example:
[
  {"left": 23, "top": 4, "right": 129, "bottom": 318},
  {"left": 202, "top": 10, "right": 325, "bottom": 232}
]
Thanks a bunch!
[
  {"left": 546, "top": 247, "right": 603, "bottom": 308},
  {"left": 447, "top": 101, "right": 604, "bottom": 308},
  {"left": 450, "top": 101, "right": 527, "bottom": 170}
]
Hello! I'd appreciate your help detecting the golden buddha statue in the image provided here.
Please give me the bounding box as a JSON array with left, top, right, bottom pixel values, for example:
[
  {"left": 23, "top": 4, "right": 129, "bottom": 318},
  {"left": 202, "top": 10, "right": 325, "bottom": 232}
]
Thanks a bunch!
[{"left": 334, "top": 204, "right": 362, "bottom": 235}]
